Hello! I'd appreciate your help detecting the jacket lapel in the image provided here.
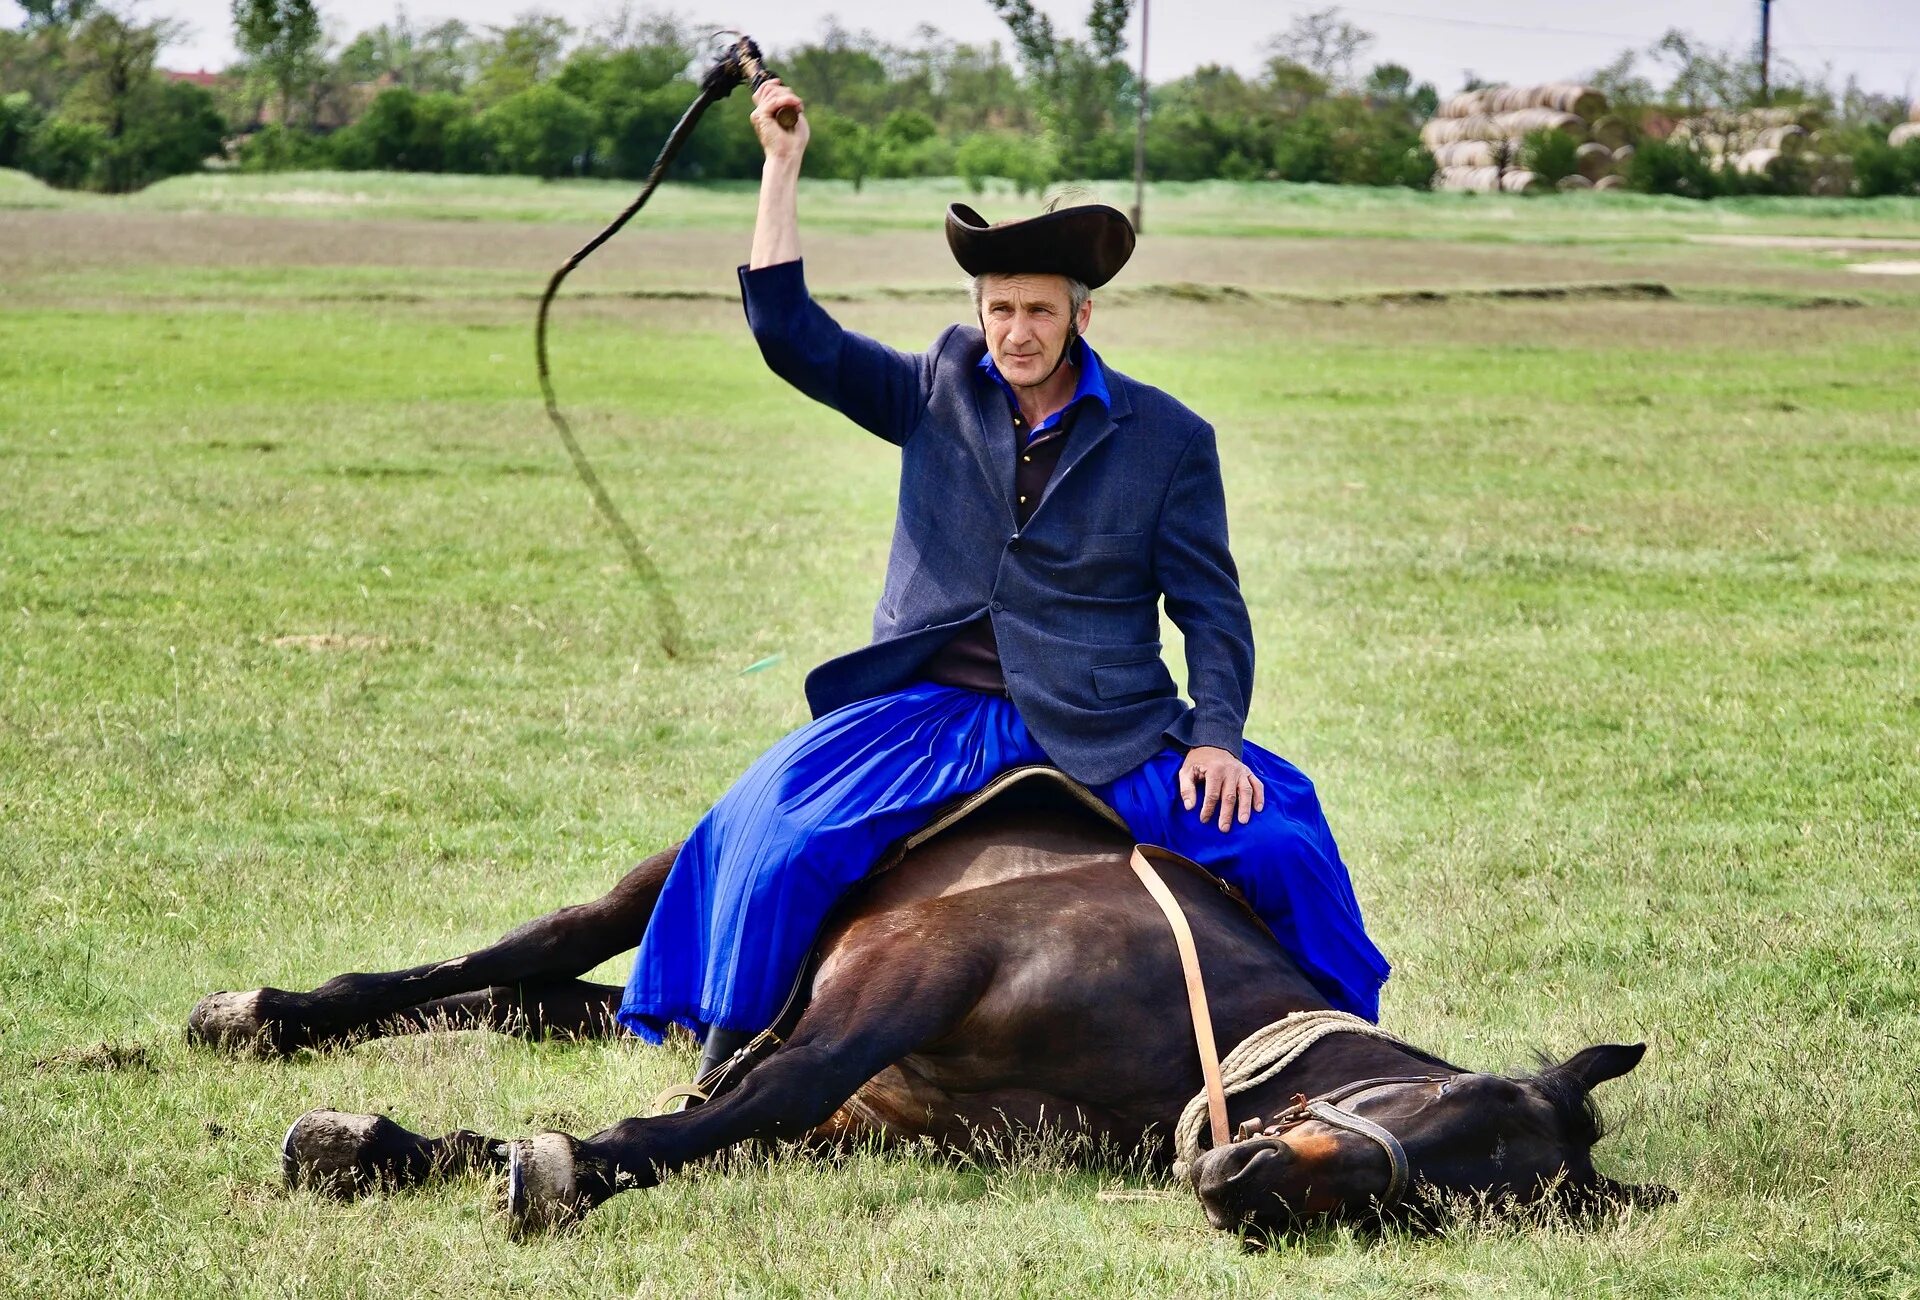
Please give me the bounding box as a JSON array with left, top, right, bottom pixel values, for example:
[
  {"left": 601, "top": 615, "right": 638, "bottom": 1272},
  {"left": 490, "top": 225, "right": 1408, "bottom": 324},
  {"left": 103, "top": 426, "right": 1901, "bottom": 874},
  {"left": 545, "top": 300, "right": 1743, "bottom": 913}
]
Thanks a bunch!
[
  {"left": 968, "top": 370, "right": 1019, "bottom": 525},
  {"left": 1032, "top": 376, "right": 1132, "bottom": 521}
]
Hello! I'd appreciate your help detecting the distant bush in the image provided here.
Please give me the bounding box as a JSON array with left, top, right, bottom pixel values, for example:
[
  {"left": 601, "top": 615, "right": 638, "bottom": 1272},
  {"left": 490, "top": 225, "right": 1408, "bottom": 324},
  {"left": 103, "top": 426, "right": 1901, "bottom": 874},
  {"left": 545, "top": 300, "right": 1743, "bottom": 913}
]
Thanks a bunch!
[
  {"left": 1625, "top": 138, "right": 1725, "bottom": 198},
  {"left": 1520, "top": 128, "right": 1582, "bottom": 185},
  {"left": 237, "top": 123, "right": 333, "bottom": 171},
  {"left": 955, "top": 131, "right": 1054, "bottom": 195},
  {"left": 25, "top": 117, "right": 105, "bottom": 189},
  {"left": 483, "top": 84, "right": 594, "bottom": 178},
  {"left": 1852, "top": 137, "right": 1920, "bottom": 197},
  {"left": 0, "top": 92, "right": 43, "bottom": 171},
  {"left": 330, "top": 88, "right": 482, "bottom": 172},
  {"left": 97, "top": 81, "right": 225, "bottom": 192}
]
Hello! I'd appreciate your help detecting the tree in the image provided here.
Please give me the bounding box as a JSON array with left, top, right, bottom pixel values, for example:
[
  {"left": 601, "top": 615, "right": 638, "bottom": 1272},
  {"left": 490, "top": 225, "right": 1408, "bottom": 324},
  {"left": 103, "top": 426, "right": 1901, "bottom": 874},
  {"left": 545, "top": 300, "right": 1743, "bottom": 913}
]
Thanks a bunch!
[
  {"left": 988, "top": 0, "right": 1133, "bottom": 178},
  {"left": 16, "top": 0, "right": 96, "bottom": 29},
  {"left": 1650, "top": 28, "right": 1761, "bottom": 114},
  {"left": 469, "top": 12, "right": 572, "bottom": 109},
  {"left": 482, "top": 82, "right": 592, "bottom": 177},
  {"left": 1269, "top": 7, "right": 1372, "bottom": 87},
  {"left": 232, "top": 0, "right": 323, "bottom": 127},
  {"left": 62, "top": 6, "right": 195, "bottom": 191}
]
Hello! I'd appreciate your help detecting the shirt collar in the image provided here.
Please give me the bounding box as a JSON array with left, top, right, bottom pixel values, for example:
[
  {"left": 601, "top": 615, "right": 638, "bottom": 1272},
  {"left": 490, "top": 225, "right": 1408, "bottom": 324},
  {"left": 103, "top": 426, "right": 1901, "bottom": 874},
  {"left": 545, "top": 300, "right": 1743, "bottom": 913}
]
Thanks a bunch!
[{"left": 978, "top": 337, "right": 1110, "bottom": 438}]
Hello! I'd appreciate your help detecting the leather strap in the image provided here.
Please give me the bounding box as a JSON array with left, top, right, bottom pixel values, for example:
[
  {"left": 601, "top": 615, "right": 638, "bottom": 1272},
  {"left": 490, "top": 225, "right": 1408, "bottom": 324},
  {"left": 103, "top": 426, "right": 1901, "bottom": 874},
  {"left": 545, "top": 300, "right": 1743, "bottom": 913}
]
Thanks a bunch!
[{"left": 1130, "top": 846, "right": 1230, "bottom": 1151}]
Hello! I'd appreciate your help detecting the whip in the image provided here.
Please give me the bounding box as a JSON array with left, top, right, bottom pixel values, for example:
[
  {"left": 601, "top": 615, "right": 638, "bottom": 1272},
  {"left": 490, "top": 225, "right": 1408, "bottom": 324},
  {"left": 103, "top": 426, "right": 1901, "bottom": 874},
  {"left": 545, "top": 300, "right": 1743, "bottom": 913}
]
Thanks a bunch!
[{"left": 534, "top": 33, "right": 797, "bottom": 658}]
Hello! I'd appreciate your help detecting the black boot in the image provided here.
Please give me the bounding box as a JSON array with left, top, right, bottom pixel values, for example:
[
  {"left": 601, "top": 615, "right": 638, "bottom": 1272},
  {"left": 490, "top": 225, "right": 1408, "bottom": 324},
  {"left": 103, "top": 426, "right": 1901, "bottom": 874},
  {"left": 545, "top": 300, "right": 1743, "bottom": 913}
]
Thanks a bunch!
[{"left": 697, "top": 1025, "right": 755, "bottom": 1082}]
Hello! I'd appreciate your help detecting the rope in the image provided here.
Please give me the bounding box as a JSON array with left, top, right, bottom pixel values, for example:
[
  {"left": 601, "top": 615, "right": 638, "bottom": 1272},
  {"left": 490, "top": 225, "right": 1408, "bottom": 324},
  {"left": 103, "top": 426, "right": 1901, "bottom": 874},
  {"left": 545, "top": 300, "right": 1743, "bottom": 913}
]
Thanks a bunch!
[{"left": 1171, "top": 1010, "right": 1408, "bottom": 1178}]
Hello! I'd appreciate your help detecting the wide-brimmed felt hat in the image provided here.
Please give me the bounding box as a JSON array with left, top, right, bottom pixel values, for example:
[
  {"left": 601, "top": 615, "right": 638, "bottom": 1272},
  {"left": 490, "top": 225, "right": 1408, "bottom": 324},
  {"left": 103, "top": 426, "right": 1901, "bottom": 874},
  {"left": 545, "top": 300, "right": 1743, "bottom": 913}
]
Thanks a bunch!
[{"left": 945, "top": 202, "right": 1135, "bottom": 290}]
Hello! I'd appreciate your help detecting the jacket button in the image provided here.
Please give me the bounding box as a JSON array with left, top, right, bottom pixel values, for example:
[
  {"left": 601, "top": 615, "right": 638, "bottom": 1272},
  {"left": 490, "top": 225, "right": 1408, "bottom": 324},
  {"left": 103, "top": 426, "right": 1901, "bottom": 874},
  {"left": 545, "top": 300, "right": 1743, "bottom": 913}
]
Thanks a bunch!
[
  {"left": 990, "top": 600, "right": 1004, "bottom": 613},
  {"left": 1007, "top": 535, "right": 1023, "bottom": 552}
]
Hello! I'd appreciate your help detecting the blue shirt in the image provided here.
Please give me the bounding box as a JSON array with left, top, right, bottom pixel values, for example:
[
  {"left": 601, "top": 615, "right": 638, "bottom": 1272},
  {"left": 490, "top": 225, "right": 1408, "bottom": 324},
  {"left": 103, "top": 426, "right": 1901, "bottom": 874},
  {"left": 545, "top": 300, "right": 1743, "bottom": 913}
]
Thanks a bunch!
[{"left": 977, "top": 337, "right": 1111, "bottom": 444}]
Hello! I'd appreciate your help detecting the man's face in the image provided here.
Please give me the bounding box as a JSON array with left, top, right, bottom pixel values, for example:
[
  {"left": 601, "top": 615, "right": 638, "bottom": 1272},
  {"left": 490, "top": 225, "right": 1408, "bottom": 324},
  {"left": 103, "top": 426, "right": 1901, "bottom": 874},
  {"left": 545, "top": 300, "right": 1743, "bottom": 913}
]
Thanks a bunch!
[{"left": 979, "top": 273, "right": 1093, "bottom": 389}]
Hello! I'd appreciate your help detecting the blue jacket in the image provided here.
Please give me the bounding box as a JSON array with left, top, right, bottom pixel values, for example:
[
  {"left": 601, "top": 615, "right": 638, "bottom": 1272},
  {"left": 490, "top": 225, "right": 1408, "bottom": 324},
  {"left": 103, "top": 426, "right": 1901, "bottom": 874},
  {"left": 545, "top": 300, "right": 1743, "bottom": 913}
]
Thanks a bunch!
[{"left": 740, "top": 259, "right": 1254, "bottom": 785}]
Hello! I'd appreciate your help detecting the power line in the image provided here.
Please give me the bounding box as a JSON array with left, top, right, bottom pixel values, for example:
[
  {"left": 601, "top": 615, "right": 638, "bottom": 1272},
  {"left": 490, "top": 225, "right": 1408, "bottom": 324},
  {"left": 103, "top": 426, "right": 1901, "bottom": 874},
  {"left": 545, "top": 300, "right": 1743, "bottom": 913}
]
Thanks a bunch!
[{"left": 1266, "top": 0, "right": 1920, "bottom": 59}]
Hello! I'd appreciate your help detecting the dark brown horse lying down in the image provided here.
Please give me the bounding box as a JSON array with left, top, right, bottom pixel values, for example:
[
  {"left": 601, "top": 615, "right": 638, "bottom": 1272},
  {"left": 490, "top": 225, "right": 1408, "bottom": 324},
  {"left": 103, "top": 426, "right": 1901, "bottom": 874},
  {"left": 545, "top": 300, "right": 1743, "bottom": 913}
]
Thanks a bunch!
[{"left": 190, "top": 771, "right": 1665, "bottom": 1238}]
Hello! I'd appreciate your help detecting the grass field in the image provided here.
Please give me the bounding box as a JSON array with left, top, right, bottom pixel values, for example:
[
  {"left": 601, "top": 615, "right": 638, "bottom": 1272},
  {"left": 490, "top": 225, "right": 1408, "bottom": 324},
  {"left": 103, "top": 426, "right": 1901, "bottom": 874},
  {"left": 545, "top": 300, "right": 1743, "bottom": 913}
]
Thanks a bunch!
[{"left": 2, "top": 169, "right": 1917, "bottom": 1298}]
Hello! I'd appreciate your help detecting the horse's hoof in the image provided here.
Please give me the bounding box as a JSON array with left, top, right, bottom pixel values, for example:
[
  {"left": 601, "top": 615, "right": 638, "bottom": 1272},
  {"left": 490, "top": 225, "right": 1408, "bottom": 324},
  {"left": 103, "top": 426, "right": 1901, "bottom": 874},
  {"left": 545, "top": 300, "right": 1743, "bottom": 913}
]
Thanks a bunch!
[
  {"left": 506, "top": 1133, "right": 586, "bottom": 1237},
  {"left": 282, "top": 1109, "right": 396, "bottom": 1197},
  {"left": 188, "top": 990, "right": 278, "bottom": 1053}
]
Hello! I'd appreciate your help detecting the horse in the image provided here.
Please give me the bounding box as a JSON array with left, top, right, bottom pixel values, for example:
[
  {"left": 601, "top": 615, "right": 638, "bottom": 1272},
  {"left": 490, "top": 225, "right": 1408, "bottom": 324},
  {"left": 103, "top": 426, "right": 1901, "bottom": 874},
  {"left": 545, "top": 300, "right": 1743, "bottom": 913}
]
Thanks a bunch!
[{"left": 188, "top": 767, "right": 1666, "bottom": 1238}]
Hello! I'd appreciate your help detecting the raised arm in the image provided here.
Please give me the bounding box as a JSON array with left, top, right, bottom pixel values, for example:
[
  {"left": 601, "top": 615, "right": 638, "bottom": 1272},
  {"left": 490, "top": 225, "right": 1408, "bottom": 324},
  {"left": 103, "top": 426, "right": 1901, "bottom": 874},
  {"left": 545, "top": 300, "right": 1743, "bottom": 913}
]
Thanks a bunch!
[
  {"left": 749, "top": 79, "right": 807, "bottom": 269},
  {"left": 739, "top": 79, "right": 931, "bottom": 445}
]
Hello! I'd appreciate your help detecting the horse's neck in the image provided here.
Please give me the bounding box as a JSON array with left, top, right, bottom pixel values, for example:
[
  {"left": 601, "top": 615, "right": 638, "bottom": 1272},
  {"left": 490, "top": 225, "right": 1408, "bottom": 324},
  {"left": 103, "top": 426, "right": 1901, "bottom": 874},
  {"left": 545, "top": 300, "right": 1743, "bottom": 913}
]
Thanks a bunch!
[{"left": 1228, "top": 1033, "right": 1458, "bottom": 1124}]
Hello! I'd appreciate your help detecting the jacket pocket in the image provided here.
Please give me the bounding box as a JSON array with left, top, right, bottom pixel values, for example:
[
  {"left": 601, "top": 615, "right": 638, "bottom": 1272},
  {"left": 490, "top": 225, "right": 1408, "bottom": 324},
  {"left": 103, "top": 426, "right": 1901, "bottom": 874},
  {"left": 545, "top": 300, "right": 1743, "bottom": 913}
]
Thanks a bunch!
[
  {"left": 1093, "top": 657, "right": 1173, "bottom": 700},
  {"left": 1082, "top": 531, "right": 1145, "bottom": 556}
]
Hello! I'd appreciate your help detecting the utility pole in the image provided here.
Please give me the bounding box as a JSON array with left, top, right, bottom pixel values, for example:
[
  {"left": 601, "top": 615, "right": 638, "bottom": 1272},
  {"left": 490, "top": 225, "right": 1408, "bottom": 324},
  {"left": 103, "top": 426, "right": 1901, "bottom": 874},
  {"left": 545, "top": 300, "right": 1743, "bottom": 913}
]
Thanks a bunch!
[
  {"left": 1758, "top": 0, "right": 1773, "bottom": 103},
  {"left": 1131, "top": 0, "right": 1149, "bottom": 234}
]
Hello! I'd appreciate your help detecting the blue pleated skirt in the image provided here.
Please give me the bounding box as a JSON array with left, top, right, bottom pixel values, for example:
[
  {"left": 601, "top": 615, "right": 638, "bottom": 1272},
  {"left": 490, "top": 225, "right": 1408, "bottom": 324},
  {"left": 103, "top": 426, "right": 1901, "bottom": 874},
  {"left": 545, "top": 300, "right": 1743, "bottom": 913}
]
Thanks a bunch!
[{"left": 618, "top": 682, "right": 1390, "bottom": 1042}]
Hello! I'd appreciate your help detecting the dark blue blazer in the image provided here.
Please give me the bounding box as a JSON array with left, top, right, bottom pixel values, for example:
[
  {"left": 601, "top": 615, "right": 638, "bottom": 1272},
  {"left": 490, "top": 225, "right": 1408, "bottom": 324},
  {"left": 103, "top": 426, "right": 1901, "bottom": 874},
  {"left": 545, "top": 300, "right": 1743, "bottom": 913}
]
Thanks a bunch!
[{"left": 740, "top": 259, "right": 1253, "bottom": 785}]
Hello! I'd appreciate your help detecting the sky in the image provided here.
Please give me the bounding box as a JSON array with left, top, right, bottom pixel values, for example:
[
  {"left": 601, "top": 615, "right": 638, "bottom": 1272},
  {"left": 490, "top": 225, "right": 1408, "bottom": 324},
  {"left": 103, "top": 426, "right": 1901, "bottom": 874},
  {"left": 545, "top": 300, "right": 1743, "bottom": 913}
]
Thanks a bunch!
[{"left": 9, "top": 0, "right": 1919, "bottom": 102}]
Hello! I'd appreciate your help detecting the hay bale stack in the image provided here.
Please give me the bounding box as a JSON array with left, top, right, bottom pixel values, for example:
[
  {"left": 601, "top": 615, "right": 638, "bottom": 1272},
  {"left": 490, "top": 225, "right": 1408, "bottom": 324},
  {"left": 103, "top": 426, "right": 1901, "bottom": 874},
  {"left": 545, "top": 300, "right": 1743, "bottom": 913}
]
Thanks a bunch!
[
  {"left": 1890, "top": 122, "right": 1920, "bottom": 148},
  {"left": 1733, "top": 148, "right": 1788, "bottom": 178},
  {"left": 1555, "top": 173, "right": 1593, "bottom": 191},
  {"left": 1437, "top": 165, "right": 1505, "bottom": 192},
  {"left": 1575, "top": 141, "right": 1613, "bottom": 181},
  {"left": 1673, "top": 106, "right": 1824, "bottom": 160},
  {"left": 1612, "top": 144, "right": 1636, "bottom": 168},
  {"left": 1480, "top": 83, "right": 1607, "bottom": 119},
  {"left": 1421, "top": 114, "right": 1500, "bottom": 147},
  {"left": 1593, "top": 174, "right": 1627, "bottom": 191},
  {"left": 1589, "top": 115, "right": 1631, "bottom": 150},
  {"left": 1439, "top": 89, "right": 1494, "bottom": 118},
  {"left": 1430, "top": 140, "right": 1503, "bottom": 169},
  {"left": 1420, "top": 108, "right": 1586, "bottom": 148},
  {"left": 1425, "top": 82, "right": 1616, "bottom": 192},
  {"left": 1492, "top": 107, "right": 1588, "bottom": 139}
]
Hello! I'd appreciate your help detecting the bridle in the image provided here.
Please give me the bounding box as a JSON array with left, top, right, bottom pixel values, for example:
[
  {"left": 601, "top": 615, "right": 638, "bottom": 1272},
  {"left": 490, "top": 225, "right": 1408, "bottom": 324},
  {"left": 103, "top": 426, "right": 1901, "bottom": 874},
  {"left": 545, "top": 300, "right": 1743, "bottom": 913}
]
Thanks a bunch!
[
  {"left": 1233, "top": 1073, "right": 1450, "bottom": 1211},
  {"left": 1129, "top": 845, "right": 1444, "bottom": 1211}
]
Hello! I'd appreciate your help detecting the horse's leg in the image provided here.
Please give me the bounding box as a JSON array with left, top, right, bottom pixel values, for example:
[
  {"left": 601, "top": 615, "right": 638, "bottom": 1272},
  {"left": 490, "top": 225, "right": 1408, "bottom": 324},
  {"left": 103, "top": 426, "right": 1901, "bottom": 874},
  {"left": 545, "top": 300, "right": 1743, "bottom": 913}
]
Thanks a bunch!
[
  {"left": 280, "top": 1111, "right": 509, "bottom": 1197},
  {"left": 190, "top": 845, "right": 679, "bottom": 1054},
  {"left": 377, "top": 979, "right": 626, "bottom": 1040},
  {"left": 504, "top": 932, "right": 994, "bottom": 1233}
]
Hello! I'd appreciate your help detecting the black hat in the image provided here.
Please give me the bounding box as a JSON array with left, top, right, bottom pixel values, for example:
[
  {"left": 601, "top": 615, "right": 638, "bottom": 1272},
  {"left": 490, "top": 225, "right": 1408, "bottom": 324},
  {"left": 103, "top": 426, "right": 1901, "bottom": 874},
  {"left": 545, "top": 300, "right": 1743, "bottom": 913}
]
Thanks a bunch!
[{"left": 945, "top": 202, "right": 1135, "bottom": 290}]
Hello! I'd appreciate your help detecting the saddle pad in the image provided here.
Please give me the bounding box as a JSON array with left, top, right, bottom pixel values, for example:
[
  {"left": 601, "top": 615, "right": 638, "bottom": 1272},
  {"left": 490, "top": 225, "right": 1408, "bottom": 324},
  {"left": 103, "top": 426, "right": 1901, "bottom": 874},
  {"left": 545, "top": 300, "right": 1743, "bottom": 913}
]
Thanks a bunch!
[{"left": 868, "top": 764, "right": 1130, "bottom": 878}]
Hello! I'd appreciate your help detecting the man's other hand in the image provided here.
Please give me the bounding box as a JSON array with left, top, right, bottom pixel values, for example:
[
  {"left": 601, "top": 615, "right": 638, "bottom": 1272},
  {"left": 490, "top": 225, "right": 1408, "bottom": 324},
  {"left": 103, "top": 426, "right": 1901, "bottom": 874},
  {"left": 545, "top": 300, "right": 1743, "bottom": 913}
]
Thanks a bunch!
[
  {"left": 752, "top": 78, "right": 809, "bottom": 163},
  {"left": 1178, "top": 746, "right": 1265, "bottom": 832}
]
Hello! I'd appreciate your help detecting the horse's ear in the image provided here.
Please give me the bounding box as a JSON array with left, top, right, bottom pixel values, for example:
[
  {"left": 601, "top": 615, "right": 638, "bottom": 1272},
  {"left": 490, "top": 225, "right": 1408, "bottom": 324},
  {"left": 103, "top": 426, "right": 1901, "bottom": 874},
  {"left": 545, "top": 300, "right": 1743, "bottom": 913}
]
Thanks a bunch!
[{"left": 1550, "top": 1043, "right": 1646, "bottom": 1093}]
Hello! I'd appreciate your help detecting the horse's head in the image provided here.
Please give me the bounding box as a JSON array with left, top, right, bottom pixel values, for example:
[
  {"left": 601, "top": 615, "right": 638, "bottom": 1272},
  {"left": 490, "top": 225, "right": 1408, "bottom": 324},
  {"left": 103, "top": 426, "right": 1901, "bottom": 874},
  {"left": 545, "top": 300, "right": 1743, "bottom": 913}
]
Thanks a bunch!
[{"left": 1189, "top": 1043, "right": 1671, "bottom": 1236}]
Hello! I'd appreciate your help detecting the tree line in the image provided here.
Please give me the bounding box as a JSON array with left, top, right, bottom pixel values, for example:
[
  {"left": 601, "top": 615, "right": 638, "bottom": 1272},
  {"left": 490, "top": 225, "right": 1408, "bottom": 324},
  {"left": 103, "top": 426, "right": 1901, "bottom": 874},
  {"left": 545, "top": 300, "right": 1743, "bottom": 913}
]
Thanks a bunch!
[{"left": 3, "top": 0, "right": 1916, "bottom": 197}]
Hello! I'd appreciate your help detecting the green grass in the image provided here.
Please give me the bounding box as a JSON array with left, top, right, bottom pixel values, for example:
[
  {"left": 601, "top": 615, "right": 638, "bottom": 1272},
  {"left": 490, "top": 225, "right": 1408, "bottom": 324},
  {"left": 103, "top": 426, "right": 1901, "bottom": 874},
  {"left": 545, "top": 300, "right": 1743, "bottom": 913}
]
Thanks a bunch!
[
  {"left": 9, "top": 165, "right": 1920, "bottom": 238},
  {"left": 2, "top": 174, "right": 1917, "bottom": 1298}
]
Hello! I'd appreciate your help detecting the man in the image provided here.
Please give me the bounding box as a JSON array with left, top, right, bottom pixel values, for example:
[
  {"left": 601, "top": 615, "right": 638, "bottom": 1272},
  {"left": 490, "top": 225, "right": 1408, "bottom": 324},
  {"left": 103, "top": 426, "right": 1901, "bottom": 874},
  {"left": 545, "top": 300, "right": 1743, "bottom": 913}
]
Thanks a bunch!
[{"left": 618, "top": 79, "right": 1390, "bottom": 1076}]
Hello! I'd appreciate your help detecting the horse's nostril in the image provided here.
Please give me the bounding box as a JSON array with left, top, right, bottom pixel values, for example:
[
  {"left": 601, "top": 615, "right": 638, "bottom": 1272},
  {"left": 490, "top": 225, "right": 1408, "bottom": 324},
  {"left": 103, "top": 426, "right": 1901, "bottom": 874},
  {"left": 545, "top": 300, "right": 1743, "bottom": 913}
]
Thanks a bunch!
[{"left": 1195, "top": 1139, "right": 1292, "bottom": 1196}]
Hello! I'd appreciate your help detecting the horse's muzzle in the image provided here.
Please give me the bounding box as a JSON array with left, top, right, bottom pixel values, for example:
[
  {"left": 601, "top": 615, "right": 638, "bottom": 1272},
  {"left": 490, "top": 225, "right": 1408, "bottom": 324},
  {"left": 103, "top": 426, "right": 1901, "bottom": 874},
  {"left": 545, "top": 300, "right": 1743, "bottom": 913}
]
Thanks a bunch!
[{"left": 1190, "top": 1137, "right": 1297, "bottom": 1230}]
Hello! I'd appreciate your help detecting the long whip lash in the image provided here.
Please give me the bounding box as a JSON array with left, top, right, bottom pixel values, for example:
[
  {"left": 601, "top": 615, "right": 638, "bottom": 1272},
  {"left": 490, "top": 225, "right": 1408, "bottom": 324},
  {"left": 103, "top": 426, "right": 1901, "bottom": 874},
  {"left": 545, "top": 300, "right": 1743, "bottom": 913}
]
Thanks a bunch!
[{"left": 534, "top": 35, "right": 791, "bottom": 659}]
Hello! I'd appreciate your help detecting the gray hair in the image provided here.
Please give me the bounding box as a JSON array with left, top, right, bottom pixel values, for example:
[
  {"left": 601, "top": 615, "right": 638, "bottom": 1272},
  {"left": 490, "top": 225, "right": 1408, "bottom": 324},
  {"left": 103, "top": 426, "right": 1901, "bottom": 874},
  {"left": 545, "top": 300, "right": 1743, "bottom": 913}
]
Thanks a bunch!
[{"left": 968, "top": 273, "right": 1092, "bottom": 319}]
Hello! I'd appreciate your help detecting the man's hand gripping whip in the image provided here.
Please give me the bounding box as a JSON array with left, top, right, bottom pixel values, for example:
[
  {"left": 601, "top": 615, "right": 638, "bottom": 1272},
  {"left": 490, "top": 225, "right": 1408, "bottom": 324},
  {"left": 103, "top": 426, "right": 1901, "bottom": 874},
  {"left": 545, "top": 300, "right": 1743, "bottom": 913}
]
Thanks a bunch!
[{"left": 534, "top": 34, "right": 796, "bottom": 658}]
